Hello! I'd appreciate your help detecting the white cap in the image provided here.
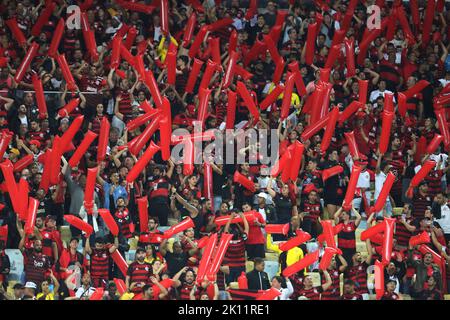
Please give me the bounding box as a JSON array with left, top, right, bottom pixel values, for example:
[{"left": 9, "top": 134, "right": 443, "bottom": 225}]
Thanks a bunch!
[
  {"left": 24, "top": 282, "right": 37, "bottom": 290},
  {"left": 257, "top": 192, "right": 268, "bottom": 200}
]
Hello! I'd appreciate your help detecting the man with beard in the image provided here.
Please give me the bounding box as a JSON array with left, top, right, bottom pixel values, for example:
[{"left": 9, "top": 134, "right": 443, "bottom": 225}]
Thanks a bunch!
[
  {"left": 84, "top": 236, "right": 118, "bottom": 288},
  {"left": 173, "top": 267, "right": 200, "bottom": 300},
  {"left": 136, "top": 217, "right": 165, "bottom": 249},
  {"left": 18, "top": 237, "right": 52, "bottom": 287},
  {"left": 340, "top": 280, "right": 363, "bottom": 300},
  {"left": 160, "top": 239, "right": 188, "bottom": 277},
  {"left": 408, "top": 243, "right": 442, "bottom": 299},
  {"left": 126, "top": 248, "right": 153, "bottom": 294},
  {"left": 320, "top": 254, "right": 348, "bottom": 300},
  {"left": 343, "top": 240, "right": 373, "bottom": 300}
]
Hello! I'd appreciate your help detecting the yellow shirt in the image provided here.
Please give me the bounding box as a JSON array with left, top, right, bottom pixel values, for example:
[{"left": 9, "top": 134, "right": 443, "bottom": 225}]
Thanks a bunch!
[
  {"left": 267, "top": 83, "right": 300, "bottom": 104},
  {"left": 36, "top": 292, "right": 55, "bottom": 300},
  {"left": 266, "top": 234, "right": 304, "bottom": 275}
]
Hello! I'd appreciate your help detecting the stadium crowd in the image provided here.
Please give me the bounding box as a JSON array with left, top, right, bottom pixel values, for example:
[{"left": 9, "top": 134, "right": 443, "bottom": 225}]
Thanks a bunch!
[{"left": 0, "top": 0, "right": 449, "bottom": 301}]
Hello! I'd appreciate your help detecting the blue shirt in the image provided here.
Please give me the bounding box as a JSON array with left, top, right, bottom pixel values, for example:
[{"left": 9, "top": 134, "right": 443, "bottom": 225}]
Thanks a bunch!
[{"left": 103, "top": 182, "right": 128, "bottom": 210}]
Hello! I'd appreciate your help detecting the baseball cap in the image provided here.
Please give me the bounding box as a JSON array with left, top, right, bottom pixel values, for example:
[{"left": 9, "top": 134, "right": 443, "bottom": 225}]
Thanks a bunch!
[
  {"left": 24, "top": 282, "right": 37, "bottom": 290},
  {"left": 29, "top": 140, "right": 41, "bottom": 148},
  {"left": 257, "top": 192, "right": 268, "bottom": 200}
]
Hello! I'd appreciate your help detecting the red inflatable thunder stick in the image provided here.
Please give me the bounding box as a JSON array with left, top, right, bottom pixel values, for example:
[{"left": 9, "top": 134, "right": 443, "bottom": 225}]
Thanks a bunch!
[
  {"left": 64, "top": 215, "right": 94, "bottom": 237},
  {"left": 435, "top": 108, "right": 450, "bottom": 150},
  {"left": 265, "top": 224, "right": 290, "bottom": 235},
  {"left": 58, "top": 98, "right": 80, "bottom": 118},
  {"left": 188, "top": 25, "right": 208, "bottom": 59},
  {"left": 375, "top": 260, "right": 385, "bottom": 300},
  {"left": 233, "top": 171, "right": 256, "bottom": 193},
  {"left": 183, "top": 12, "right": 197, "bottom": 47},
  {"left": 110, "top": 249, "right": 128, "bottom": 277},
  {"left": 207, "top": 233, "right": 233, "bottom": 280},
  {"left": 282, "top": 250, "right": 320, "bottom": 277},
  {"left": 279, "top": 231, "right": 311, "bottom": 252},
  {"left": 320, "top": 220, "right": 337, "bottom": 248},
  {"left": 48, "top": 18, "right": 65, "bottom": 58},
  {"left": 32, "top": 74, "right": 48, "bottom": 119},
  {"left": 381, "top": 218, "right": 395, "bottom": 266},
  {"left": 214, "top": 211, "right": 256, "bottom": 227},
  {"left": 344, "top": 38, "right": 356, "bottom": 77},
  {"left": 0, "top": 131, "right": 13, "bottom": 160},
  {"left": 0, "top": 160, "right": 21, "bottom": 216},
  {"left": 344, "top": 131, "right": 361, "bottom": 160},
  {"left": 137, "top": 196, "right": 149, "bottom": 233},
  {"left": 98, "top": 209, "right": 119, "bottom": 236},
  {"left": 84, "top": 167, "right": 98, "bottom": 214},
  {"left": 256, "top": 287, "right": 281, "bottom": 300},
  {"left": 14, "top": 42, "right": 39, "bottom": 84},
  {"left": 317, "top": 223, "right": 344, "bottom": 243},
  {"left": 379, "top": 110, "right": 394, "bottom": 154},
  {"left": 271, "top": 149, "right": 291, "bottom": 178},
  {"left": 223, "top": 51, "right": 239, "bottom": 89},
  {"left": 5, "top": 18, "right": 27, "bottom": 46},
  {"left": 320, "top": 106, "right": 339, "bottom": 153},
  {"left": 225, "top": 90, "right": 237, "bottom": 129},
  {"left": 185, "top": 58, "right": 204, "bottom": 94},
  {"left": 322, "top": 165, "right": 344, "bottom": 182},
  {"left": 289, "top": 141, "right": 304, "bottom": 181},
  {"left": 97, "top": 117, "right": 110, "bottom": 162},
  {"left": 56, "top": 53, "right": 77, "bottom": 91},
  {"left": 406, "top": 160, "right": 437, "bottom": 197},
  {"left": 236, "top": 81, "right": 260, "bottom": 125},
  {"left": 342, "top": 165, "right": 362, "bottom": 211},
  {"left": 409, "top": 231, "right": 431, "bottom": 247},
  {"left": 68, "top": 131, "right": 98, "bottom": 167},
  {"left": 163, "top": 217, "right": 195, "bottom": 239},
  {"left": 13, "top": 154, "right": 34, "bottom": 173},
  {"left": 203, "top": 163, "right": 213, "bottom": 205},
  {"left": 281, "top": 73, "right": 295, "bottom": 120},
  {"left": 182, "top": 136, "right": 194, "bottom": 176},
  {"left": 126, "top": 142, "right": 161, "bottom": 183},
  {"left": 319, "top": 247, "right": 342, "bottom": 270},
  {"left": 197, "top": 233, "right": 218, "bottom": 284},
  {"left": 24, "top": 198, "right": 39, "bottom": 235},
  {"left": 371, "top": 172, "right": 396, "bottom": 213}
]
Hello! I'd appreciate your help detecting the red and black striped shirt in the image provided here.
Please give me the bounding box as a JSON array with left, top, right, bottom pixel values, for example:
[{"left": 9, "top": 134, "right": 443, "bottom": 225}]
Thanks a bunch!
[
  {"left": 115, "top": 209, "right": 133, "bottom": 239},
  {"left": 412, "top": 193, "right": 432, "bottom": 219},
  {"left": 23, "top": 250, "right": 51, "bottom": 286},
  {"left": 301, "top": 202, "right": 322, "bottom": 222},
  {"left": 426, "top": 170, "right": 444, "bottom": 198},
  {"left": 298, "top": 286, "right": 323, "bottom": 300},
  {"left": 337, "top": 222, "right": 357, "bottom": 249},
  {"left": 344, "top": 262, "right": 369, "bottom": 294},
  {"left": 223, "top": 238, "right": 246, "bottom": 268},
  {"left": 321, "top": 269, "right": 341, "bottom": 300},
  {"left": 148, "top": 177, "right": 170, "bottom": 200},
  {"left": 127, "top": 261, "right": 153, "bottom": 293},
  {"left": 394, "top": 216, "right": 415, "bottom": 247},
  {"left": 90, "top": 249, "right": 110, "bottom": 280}
]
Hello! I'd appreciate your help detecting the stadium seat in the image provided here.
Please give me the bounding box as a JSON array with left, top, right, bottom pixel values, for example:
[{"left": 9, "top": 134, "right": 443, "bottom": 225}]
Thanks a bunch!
[
  {"left": 245, "top": 261, "right": 253, "bottom": 273},
  {"left": 60, "top": 225, "right": 71, "bottom": 244},
  {"left": 229, "top": 282, "right": 239, "bottom": 289},
  {"left": 444, "top": 294, "right": 450, "bottom": 300},
  {"left": 5, "top": 249, "right": 24, "bottom": 282},
  {"left": 264, "top": 261, "right": 279, "bottom": 279},
  {"left": 308, "top": 272, "right": 321, "bottom": 287},
  {"left": 392, "top": 207, "right": 403, "bottom": 215},
  {"left": 265, "top": 252, "right": 279, "bottom": 262}
]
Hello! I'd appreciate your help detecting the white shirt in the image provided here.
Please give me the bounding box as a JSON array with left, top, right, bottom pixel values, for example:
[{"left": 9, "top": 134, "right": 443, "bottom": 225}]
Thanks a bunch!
[
  {"left": 369, "top": 89, "right": 395, "bottom": 103},
  {"left": 275, "top": 280, "right": 294, "bottom": 300},
  {"left": 375, "top": 171, "right": 387, "bottom": 199},
  {"left": 435, "top": 203, "right": 450, "bottom": 234},
  {"left": 356, "top": 170, "right": 371, "bottom": 191},
  {"left": 429, "top": 153, "right": 448, "bottom": 182},
  {"left": 75, "top": 286, "right": 96, "bottom": 299}
]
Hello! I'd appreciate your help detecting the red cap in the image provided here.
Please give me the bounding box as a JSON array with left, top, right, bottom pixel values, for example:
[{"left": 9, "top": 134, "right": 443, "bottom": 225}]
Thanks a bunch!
[{"left": 29, "top": 140, "right": 41, "bottom": 148}]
